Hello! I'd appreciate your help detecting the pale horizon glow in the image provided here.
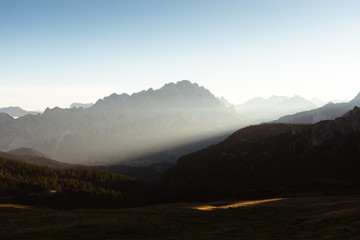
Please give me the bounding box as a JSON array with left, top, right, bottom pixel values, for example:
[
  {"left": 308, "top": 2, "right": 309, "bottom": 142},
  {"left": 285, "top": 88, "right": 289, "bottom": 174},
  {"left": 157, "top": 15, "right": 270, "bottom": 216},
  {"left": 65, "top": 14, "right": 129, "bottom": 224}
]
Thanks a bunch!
[
  {"left": 0, "top": 84, "right": 157, "bottom": 111},
  {"left": 1, "top": 0, "right": 360, "bottom": 110},
  {"left": 0, "top": 82, "right": 355, "bottom": 112}
]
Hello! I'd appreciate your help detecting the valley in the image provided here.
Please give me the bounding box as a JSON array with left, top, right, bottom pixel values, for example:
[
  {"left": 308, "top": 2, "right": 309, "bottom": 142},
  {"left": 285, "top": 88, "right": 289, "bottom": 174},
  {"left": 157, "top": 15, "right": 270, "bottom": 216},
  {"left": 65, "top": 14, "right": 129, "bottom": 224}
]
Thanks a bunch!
[
  {"left": 3, "top": 1, "right": 360, "bottom": 239},
  {"left": 1, "top": 81, "right": 360, "bottom": 239}
]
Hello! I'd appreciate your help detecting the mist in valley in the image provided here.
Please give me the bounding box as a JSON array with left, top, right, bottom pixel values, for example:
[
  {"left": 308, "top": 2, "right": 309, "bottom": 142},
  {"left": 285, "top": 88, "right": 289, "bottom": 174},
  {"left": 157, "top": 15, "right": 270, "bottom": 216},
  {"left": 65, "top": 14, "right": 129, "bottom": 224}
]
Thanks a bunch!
[{"left": 0, "top": 81, "right": 243, "bottom": 166}]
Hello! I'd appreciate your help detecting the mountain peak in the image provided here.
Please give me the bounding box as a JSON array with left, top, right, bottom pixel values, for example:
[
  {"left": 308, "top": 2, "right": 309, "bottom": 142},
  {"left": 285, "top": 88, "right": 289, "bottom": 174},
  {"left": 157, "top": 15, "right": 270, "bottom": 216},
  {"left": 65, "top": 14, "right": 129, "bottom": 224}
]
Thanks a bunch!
[
  {"left": 92, "top": 81, "right": 221, "bottom": 110},
  {"left": 176, "top": 80, "right": 193, "bottom": 85}
]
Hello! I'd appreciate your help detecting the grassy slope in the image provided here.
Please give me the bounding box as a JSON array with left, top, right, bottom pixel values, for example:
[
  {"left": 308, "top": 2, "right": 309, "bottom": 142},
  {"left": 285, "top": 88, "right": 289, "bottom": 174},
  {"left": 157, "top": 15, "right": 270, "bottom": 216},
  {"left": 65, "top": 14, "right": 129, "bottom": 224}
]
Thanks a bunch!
[{"left": 1, "top": 195, "right": 360, "bottom": 240}]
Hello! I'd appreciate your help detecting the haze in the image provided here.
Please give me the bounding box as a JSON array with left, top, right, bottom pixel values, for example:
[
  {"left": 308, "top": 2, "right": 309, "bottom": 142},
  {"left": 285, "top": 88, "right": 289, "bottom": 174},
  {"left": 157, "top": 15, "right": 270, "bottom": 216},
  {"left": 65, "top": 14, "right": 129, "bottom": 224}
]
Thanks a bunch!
[{"left": 1, "top": 0, "right": 360, "bottom": 111}]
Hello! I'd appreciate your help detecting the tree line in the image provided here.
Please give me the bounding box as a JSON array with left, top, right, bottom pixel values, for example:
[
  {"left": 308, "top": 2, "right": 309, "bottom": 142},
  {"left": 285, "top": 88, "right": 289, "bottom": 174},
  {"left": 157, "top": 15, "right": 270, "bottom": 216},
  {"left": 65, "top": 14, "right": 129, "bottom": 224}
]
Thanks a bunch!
[{"left": 0, "top": 156, "right": 148, "bottom": 208}]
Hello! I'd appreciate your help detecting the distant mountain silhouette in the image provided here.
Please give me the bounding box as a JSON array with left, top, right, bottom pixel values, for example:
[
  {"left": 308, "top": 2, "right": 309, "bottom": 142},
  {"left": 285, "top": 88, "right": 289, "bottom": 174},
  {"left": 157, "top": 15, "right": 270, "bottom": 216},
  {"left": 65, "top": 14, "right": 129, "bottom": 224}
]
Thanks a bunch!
[
  {"left": 274, "top": 92, "right": 360, "bottom": 124},
  {"left": 0, "top": 106, "right": 40, "bottom": 118},
  {"left": 236, "top": 95, "right": 317, "bottom": 123},
  {"left": 70, "top": 103, "right": 94, "bottom": 109},
  {"left": 8, "top": 147, "right": 50, "bottom": 158},
  {"left": 0, "top": 81, "right": 243, "bottom": 165},
  {"left": 163, "top": 107, "right": 360, "bottom": 192},
  {"left": 0, "top": 148, "right": 80, "bottom": 169}
]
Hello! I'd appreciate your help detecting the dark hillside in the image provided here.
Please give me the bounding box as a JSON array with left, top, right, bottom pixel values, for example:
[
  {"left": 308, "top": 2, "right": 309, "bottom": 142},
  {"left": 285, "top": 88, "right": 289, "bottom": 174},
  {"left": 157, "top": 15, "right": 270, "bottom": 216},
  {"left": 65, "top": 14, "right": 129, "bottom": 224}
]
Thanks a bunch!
[
  {"left": 0, "top": 157, "right": 147, "bottom": 208},
  {"left": 0, "top": 150, "right": 81, "bottom": 169},
  {"left": 163, "top": 107, "right": 360, "bottom": 198}
]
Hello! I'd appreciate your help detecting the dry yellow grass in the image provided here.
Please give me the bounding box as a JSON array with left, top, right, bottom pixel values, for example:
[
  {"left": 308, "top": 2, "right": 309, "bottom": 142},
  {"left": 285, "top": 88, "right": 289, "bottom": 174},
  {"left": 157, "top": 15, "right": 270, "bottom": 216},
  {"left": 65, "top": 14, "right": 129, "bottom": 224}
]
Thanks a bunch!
[{"left": 192, "top": 198, "right": 286, "bottom": 211}]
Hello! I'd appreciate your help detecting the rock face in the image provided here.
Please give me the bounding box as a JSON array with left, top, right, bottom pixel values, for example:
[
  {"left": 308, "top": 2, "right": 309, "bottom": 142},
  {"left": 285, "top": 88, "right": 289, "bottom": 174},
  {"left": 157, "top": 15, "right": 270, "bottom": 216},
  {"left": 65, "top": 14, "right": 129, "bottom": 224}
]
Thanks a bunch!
[
  {"left": 274, "top": 92, "right": 360, "bottom": 124},
  {"left": 0, "top": 81, "right": 243, "bottom": 165},
  {"left": 163, "top": 107, "right": 360, "bottom": 191}
]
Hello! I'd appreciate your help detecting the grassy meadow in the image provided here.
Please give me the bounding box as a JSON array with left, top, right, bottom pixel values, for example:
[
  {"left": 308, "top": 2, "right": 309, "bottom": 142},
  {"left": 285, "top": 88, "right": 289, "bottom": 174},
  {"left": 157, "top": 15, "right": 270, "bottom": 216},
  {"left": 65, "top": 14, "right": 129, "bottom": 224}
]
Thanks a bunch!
[{"left": 1, "top": 195, "right": 360, "bottom": 240}]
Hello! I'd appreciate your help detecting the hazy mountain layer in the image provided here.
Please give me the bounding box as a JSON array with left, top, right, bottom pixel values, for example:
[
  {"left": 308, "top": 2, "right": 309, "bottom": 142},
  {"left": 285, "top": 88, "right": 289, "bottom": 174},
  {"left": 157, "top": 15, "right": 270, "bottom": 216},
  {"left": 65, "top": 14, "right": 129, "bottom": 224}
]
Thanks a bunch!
[
  {"left": 235, "top": 95, "right": 318, "bottom": 123},
  {"left": 0, "top": 106, "right": 40, "bottom": 118},
  {"left": 0, "top": 148, "right": 81, "bottom": 169},
  {"left": 163, "top": 106, "right": 360, "bottom": 191},
  {"left": 70, "top": 103, "right": 94, "bottom": 109},
  {"left": 274, "top": 93, "right": 360, "bottom": 123},
  {"left": 0, "top": 81, "right": 243, "bottom": 165}
]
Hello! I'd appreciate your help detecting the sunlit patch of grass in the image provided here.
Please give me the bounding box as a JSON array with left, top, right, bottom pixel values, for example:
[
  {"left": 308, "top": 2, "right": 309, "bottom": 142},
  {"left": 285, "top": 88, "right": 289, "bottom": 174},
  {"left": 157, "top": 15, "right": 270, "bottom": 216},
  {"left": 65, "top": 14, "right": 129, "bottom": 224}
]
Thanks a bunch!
[
  {"left": 1, "top": 195, "right": 360, "bottom": 240},
  {"left": 0, "top": 204, "right": 35, "bottom": 210},
  {"left": 191, "top": 198, "right": 286, "bottom": 211}
]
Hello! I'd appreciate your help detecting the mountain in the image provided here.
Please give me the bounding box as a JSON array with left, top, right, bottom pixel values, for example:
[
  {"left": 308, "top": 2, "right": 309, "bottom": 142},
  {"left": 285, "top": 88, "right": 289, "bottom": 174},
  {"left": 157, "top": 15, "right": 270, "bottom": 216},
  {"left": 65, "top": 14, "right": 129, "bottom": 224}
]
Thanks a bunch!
[
  {"left": 0, "top": 148, "right": 80, "bottom": 169},
  {"left": 235, "top": 95, "right": 317, "bottom": 123},
  {"left": 0, "top": 81, "right": 243, "bottom": 165},
  {"left": 0, "top": 106, "right": 40, "bottom": 118},
  {"left": 274, "top": 92, "right": 360, "bottom": 124},
  {"left": 163, "top": 107, "right": 360, "bottom": 193},
  {"left": 8, "top": 147, "right": 50, "bottom": 158},
  {"left": 70, "top": 103, "right": 94, "bottom": 109},
  {"left": 0, "top": 112, "right": 13, "bottom": 125}
]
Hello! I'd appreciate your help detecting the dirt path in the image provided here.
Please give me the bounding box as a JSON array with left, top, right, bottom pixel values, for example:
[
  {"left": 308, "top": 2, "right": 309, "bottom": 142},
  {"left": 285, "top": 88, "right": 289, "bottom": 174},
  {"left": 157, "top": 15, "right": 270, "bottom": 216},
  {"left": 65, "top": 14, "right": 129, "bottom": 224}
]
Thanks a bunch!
[{"left": 192, "top": 198, "right": 286, "bottom": 211}]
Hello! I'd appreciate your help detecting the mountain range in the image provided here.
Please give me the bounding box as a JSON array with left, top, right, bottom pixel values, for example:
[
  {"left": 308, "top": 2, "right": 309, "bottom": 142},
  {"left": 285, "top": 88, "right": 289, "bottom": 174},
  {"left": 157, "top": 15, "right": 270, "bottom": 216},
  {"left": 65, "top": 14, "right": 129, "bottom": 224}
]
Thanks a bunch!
[
  {"left": 0, "top": 106, "right": 40, "bottom": 118},
  {"left": 274, "top": 93, "right": 360, "bottom": 124},
  {"left": 163, "top": 106, "right": 360, "bottom": 193},
  {"left": 235, "top": 95, "right": 319, "bottom": 123},
  {"left": 0, "top": 81, "right": 243, "bottom": 165},
  {"left": 70, "top": 103, "right": 94, "bottom": 109}
]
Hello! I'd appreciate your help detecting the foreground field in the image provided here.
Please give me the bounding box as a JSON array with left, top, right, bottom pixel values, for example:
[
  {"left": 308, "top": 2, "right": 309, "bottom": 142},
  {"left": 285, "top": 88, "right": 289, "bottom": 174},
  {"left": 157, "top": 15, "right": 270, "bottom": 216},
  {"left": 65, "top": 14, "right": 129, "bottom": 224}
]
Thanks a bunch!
[{"left": 1, "top": 195, "right": 360, "bottom": 240}]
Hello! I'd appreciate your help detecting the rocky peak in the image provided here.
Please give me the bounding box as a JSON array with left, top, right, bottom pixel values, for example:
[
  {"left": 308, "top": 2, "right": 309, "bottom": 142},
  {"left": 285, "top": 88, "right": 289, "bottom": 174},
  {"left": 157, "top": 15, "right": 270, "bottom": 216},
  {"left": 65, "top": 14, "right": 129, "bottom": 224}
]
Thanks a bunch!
[{"left": 92, "top": 81, "right": 221, "bottom": 110}]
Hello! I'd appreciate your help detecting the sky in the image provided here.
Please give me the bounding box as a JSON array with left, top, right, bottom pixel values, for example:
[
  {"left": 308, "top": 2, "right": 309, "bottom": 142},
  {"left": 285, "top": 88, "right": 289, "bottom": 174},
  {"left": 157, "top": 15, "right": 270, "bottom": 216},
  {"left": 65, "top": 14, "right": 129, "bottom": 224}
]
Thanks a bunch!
[{"left": 1, "top": 0, "right": 360, "bottom": 111}]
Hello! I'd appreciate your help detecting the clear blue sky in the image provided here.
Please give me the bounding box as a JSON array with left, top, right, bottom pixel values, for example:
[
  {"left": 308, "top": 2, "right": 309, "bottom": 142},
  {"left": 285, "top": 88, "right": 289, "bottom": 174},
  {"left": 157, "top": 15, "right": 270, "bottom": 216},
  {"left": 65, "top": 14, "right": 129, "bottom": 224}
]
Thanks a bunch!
[{"left": 1, "top": 0, "right": 360, "bottom": 110}]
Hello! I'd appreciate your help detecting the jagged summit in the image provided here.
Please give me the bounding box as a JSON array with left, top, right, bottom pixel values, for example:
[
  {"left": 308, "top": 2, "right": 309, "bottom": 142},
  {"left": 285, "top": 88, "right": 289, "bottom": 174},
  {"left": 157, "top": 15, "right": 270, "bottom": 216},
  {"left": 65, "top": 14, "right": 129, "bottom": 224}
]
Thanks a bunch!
[
  {"left": 0, "top": 81, "right": 242, "bottom": 164},
  {"left": 93, "top": 80, "right": 220, "bottom": 109}
]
